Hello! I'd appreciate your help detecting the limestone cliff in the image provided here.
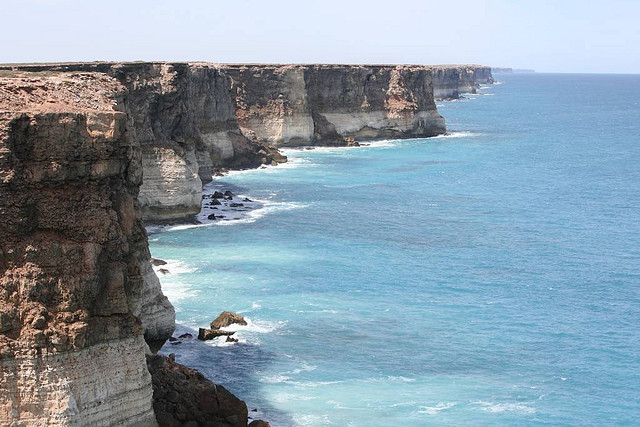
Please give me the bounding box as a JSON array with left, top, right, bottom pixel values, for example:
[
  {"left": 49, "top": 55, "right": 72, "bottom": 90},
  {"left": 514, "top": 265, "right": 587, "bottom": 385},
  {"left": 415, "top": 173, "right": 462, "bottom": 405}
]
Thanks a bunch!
[
  {"left": 1, "top": 63, "right": 492, "bottom": 222},
  {"left": 0, "top": 71, "right": 174, "bottom": 425},
  {"left": 429, "top": 65, "right": 494, "bottom": 100},
  {"left": 224, "top": 64, "right": 446, "bottom": 146}
]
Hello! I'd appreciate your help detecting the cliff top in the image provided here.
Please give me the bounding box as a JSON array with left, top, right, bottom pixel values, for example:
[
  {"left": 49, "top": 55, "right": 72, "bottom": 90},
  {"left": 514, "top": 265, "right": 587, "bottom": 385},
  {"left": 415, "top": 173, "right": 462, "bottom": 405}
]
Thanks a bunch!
[
  {"left": 0, "top": 61, "right": 491, "bottom": 72},
  {"left": 0, "top": 71, "right": 122, "bottom": 113}
]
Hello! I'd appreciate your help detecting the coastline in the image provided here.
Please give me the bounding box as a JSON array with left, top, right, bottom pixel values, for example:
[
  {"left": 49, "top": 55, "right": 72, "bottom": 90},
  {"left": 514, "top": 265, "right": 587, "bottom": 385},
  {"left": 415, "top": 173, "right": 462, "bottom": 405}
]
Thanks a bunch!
[{"left": 0, "top": 63, "right": 492, "bottom": 425}]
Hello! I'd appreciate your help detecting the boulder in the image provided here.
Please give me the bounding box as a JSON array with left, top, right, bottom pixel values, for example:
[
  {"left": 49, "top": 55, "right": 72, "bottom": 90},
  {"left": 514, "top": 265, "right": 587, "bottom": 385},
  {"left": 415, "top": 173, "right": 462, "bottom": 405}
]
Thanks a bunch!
[
  {"left": 211, "top": 198, "right": 222, "bottom": 206},
  {"left": 178, "top": 333, "right": 193, "bottom": 339},
  {"left": 151, "top": 258, "right": 168, "bottom": 266},
  {"left": 249, "top": 421, "right": 271, "bottom": 427},
  {"left": 212, "top": 191, "right": 224, "bottom": 199},
  {"left": 210, "top": 311, "right": 247, "bottom": 329},
  {"left": 198, "top": 328, "right": 236, "bottom": 341},
  {"left": 158, "top": 268, "right": 170, "bottom": 275},
  {"left": 207, "top": 214, "right": 217, "bottom": 220}
]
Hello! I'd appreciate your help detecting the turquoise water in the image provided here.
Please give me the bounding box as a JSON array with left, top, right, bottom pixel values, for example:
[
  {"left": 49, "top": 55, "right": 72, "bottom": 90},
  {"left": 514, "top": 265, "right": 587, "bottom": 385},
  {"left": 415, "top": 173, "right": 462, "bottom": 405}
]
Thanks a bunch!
[{"left": 151, "top": 74, "right": 640, "bottom": 426}]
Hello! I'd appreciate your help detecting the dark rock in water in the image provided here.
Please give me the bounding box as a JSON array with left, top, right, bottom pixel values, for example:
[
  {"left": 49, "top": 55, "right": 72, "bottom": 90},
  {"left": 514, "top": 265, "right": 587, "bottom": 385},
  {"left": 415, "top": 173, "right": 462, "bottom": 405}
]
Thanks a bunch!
[
  {"left": 147, "top": 354, "right": 248, "bottom": 426},
  {"left": 216, "top": 215, "right": 225, "bottom": 218},
  {"left": 211, "top": 198, "right": 222, "bottom": 206},
  {"left": 224, "top": 195, "right": 233, "bottom": 200},
  {"left": 229, "top": 203, "right": 244, "bottom": 208},
  {"left": 249, "top": 421, "right": 271, "bottom": 427},
  {"left": 212, "top": 191, "right": 224, "bottom": 199},
  {"left": 168, "top": 336, "right": 178, "bottom": 342},
  {"left": 158, "top": 268, "right": 170, "bottom": 275},
  {"left": 226, "top": 336, "right": 239, "bottom": 343},
  {"left": 151, "top": 258, "right": 168, "bottom": 266},
  {"left": 224, "top": 190, "right": 234, "bottom": 197},
  {"left": 211, "top": 311, "right": 248, "bottom": 329},
  {"left": 198, "top": 328, "right": 236, "bottom": 341},
  {"left": 178, "top": 333, "right": 193, "bottom": 339},
  {"left": 169, "top": 340, "right": 181, "bottom": 345},
  {"left": 207, "top": 214, "right": 217, "bottom": 220},
  {"left": 251, "top": 409, "right": 258, "bottom": 412},
  {"left": 243, "top": 198, "right": 253, "bottom": 202}
]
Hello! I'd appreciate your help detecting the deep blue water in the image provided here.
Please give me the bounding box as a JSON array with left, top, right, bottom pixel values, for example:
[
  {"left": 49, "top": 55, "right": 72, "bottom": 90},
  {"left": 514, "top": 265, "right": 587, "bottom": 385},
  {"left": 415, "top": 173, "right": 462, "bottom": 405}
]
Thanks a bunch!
[{"left": 151, "top": 73, "right": 640, "bottom": 426}]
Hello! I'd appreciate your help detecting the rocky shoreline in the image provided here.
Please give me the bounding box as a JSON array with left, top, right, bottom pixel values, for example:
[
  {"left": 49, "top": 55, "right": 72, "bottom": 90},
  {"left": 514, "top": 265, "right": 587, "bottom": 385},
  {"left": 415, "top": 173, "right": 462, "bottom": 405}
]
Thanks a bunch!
[{"left": 0, "top": 63, "right": 492, "bottom": 425}]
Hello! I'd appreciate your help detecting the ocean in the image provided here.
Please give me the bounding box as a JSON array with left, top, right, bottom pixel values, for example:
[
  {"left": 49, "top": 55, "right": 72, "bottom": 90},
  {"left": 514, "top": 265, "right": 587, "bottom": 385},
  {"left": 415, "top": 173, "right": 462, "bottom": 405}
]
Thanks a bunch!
[{"left": 150, "top": 73, "right": 640, "bottom": 425}]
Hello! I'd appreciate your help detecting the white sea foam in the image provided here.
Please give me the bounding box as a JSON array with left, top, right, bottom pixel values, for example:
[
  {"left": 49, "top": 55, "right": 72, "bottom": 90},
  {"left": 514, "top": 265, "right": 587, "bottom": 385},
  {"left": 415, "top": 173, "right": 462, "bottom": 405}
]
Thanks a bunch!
[
  {"left": 159, "top": 282, "right": 200, "bottom": 303},
  {"left": 237, "top": 302, "right": 263, "bottom": 313},
  {"left": 220, "top": 317, "right": 285, "bottom": 334},
  {"left": 387, "top": 376, "right": 416, "bottom": 383},
  {"left": 476, "top": 401, "right": 537, "bottom": 414},
  {"left": 272, "top": 393, "right": 316, "bottom": 403},
  {"left": 152, "top": 259, "right": 197, "bottom": 276},
  {"left": 430, "top": 131, "right": 482, "bottom": 139},
  {"left": 287, "top": 362, "right": 317, "bottom": 375},
  {"left": 260, "top": 375, "right": 291, "bottom": 384},
  {"left": 294, "top": 414, "right": 332, "bottom": 426},
  {"left": 418, "top": 402, "right": 456, "bottom": 415}
]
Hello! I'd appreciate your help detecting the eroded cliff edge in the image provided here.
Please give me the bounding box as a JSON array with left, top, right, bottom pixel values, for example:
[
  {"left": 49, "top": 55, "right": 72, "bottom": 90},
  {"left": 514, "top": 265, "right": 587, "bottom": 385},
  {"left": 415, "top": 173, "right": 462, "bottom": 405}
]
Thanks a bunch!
[
  {"left": 2, "top": 63, "right": 492, "bottom": 223},
  {"left": 0, "top": 72, "right": 163, "bottom": 425}
]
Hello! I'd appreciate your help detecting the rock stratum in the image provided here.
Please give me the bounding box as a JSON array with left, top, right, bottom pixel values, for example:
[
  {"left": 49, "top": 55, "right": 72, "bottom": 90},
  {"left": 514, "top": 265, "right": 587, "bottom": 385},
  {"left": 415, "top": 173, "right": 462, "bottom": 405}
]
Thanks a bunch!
[
  {"left": 1, "top": 63, "right": 492, "bottom": 222},
  {"left": 0, "top": 62, "right": 491, "bottom": 425}
]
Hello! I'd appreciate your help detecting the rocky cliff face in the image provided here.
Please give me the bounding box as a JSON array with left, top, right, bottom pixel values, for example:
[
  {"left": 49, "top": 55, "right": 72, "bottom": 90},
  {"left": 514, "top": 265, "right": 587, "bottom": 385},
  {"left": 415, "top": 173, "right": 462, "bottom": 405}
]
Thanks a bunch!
[
  {"left": 1, "top": 63, "right": 492, "bottom": 222},
  {"left": 430, "top": 65, "right": 494, "bottom": 100},
  {"left": 225, "top": 64, "right": 446, "bottom": 146},
  {"left": 0, "top": 71, "right": 173, "bottom": 425}
]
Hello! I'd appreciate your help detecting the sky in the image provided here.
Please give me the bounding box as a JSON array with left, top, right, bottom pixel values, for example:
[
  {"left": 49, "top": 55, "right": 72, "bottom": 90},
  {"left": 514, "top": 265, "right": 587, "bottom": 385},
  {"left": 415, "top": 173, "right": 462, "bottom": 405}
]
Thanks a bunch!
[{"left": 2, "top": 0, "right": 639, "bottom": 73}]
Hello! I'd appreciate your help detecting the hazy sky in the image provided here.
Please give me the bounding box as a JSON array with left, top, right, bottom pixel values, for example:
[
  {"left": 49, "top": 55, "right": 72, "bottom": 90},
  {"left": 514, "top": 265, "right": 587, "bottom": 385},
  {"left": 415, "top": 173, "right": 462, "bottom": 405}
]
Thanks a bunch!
[{"left": 2, "top": 0, "right": 639, "bottom": 73}]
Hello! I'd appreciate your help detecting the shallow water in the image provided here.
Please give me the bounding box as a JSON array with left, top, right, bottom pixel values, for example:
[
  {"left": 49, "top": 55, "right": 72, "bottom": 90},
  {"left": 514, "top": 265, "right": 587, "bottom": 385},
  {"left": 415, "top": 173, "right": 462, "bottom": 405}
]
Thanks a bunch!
[{"left": 151, "top": 73, "right": 640, "bottom": 425}]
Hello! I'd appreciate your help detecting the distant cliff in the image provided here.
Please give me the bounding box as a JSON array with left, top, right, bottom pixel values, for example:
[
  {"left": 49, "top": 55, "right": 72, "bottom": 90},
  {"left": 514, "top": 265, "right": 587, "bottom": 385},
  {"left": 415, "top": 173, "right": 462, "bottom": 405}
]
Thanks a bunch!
[{"left": 429, "top": 65, "right": 494, "bottom": 99}]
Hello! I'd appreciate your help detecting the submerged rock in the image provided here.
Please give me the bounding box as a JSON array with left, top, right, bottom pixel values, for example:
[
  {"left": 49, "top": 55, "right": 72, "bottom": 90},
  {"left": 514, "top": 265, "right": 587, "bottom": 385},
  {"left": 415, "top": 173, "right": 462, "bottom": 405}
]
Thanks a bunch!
[
  {"left": 211, "top": 311, "right": 248, "bottom": 329},
  {"left": 212, "top": 191, "right": 225, "bottom": 199},
  {"left": 198, "top": 328, "right": 236, "bottom": 341},
  {"left": 151, "top": 258, "right": 168, "bottom": 266}
]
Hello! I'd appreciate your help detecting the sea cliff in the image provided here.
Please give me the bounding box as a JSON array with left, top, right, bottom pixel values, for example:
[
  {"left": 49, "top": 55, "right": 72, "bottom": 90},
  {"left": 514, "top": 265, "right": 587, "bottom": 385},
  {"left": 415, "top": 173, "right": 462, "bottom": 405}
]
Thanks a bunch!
[
  {"left": 1, "top": 63, "right": 492, "bottom": 222},
  {"left": 0, "top": 62, "right": 491, "bottom": 425},
  {"left": 0, "top": 70, "right": 245, "bottom": 426},
  {"left": 429, "top": 65, "right": 494, "bottom": 99}
]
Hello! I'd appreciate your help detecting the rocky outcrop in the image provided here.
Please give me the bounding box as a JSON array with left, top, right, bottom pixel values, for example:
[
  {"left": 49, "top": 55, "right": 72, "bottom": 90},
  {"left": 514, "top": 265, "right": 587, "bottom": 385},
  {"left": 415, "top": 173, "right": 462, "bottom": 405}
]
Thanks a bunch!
[
  {"left": 429, "top": 65, "right": 494, "bottom": 99},
  {"left": 147, "top": 354, "right": 248, "bottom": 427},
  {"left": 0, "top": 71, "right": 162, "bottom": 425},
  {"left": 210, "top": 311, "right": 247, "bottom": 329}
]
